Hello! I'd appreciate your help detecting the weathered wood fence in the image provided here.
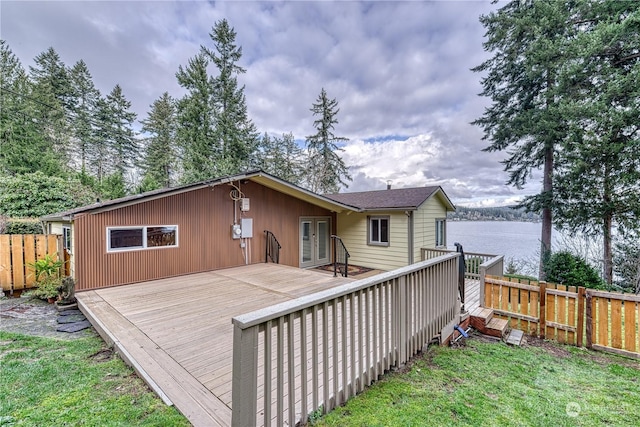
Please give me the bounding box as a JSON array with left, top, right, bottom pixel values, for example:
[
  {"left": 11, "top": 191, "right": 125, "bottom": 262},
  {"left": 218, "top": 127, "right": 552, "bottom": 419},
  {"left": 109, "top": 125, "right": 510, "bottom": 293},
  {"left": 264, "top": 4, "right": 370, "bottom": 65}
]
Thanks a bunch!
[
  {"left": 482, "top": 275, "right": 640, "bottom": 359},
  {"left": 231, "top": 253, "right": 461, "bottom": 427},
  {"left": 0, "top": 234, "right": 63, "bottom": 293}
]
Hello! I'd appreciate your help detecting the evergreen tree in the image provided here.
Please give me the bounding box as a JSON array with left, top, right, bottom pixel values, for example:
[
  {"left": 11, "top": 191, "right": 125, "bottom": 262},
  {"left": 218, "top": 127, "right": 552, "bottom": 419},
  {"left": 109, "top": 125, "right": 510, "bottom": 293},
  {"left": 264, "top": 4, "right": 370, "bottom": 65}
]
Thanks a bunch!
[
  {"left": 90, "top": 97, "right": 113, "bottom": 183},
  {"left": 105, "top": 85, "right": 137, "bottom": 180},
  {"left": 0, "top": 40, "right": 61, "bottom": 175},
  {"left": 472, "top": 1, "right": 575, "bottom": 279},
  {"left": 203, "top": 19, "right": 259, "bottom": 174},
  {"left": 176, "top": 53, "right": 218, "bottom": 183},
  {"left": 68, "top": 60, "right": 100, "bottom": 173},
  {"left": 258, "top": 132, "right": 304, "bottom": 185},
  {"left": 553, "top": 1, "right": 640, "bottom": 284},
  {"left": 28, "top": 47, "right": 73, "bottom": 169},
  {"left": 305, "top": 88, "right": 351, "bottom": 193},
  {"left": 139, "top": 92, "right": 177, "bottom": 190}
]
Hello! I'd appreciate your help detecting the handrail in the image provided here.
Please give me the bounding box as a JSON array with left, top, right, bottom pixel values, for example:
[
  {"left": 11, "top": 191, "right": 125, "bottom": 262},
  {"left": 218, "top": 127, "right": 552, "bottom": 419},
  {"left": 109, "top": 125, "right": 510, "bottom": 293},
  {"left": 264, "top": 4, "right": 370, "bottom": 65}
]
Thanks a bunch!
[
  {"left": 264, "top": 230, "right": 281, "bottom": 264},
  {"left": 421, "top": 247, "right": 498, "bottom": 280},
  {"left": 231, "top": 253, "right": 461, "bottom": 426},
  {"left": 331, "top": 235, "right": 350, "bottom": 277}
]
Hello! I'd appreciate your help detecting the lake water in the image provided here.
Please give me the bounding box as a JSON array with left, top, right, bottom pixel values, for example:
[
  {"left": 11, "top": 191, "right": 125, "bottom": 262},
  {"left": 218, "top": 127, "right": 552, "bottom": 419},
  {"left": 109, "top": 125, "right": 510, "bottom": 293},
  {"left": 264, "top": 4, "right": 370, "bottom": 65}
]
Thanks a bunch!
[{"left": 446, "top": 221, "right": 546, "bottom": 274}]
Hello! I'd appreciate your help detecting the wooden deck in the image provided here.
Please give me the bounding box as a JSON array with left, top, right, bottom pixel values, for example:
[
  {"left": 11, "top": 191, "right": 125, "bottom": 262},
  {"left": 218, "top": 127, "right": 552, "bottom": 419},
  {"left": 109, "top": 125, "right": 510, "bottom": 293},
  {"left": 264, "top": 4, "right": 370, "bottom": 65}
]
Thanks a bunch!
[
  {"left": 465, "top": 278, "right": 481, "bottom": 313},
  {"left": 77, "top": 264, "right": 480, "bottom": 426},
  {"left": 77, "top": 264, "right": 355, "bottom": 427}
]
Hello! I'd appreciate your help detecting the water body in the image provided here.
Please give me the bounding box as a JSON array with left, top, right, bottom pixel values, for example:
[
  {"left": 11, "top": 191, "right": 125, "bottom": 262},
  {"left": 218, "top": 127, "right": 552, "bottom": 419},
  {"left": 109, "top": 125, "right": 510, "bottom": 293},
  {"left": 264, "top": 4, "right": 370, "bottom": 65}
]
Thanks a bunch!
[{"left": 446, "top": 221, "right": 547, "bottom": 274}]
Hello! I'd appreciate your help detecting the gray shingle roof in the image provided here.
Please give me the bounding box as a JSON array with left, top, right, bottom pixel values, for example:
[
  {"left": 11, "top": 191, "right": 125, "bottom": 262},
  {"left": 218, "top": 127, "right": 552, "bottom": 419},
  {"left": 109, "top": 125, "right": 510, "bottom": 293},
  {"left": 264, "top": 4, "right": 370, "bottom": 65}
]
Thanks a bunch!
[{"left": 325, "top": 186, "right": 444, "bottom": 210}]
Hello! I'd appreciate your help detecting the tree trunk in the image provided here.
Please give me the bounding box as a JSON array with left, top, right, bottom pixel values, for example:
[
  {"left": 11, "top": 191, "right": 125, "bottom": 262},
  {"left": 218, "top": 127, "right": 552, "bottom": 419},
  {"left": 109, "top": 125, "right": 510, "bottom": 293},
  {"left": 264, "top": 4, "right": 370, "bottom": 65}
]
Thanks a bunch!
[
  {"left": 603, "top": 213, "right": 613, "bottom": 285},
  {"left": 539, "top": 141, "right": 554, "bottom": 280},
  {"left": 602, "top": 166, "right": 613, "bottom": 285}
]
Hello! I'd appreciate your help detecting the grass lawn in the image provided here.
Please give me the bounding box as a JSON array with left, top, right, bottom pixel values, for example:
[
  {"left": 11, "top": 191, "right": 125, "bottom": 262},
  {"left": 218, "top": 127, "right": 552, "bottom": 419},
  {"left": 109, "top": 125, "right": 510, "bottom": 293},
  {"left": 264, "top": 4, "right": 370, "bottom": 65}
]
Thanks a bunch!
[
  {"left": 316, "top": 336, "right": 640, "bottom": 427},
  {"left": 0, "top": 331, "right": 189, "bottom": 426}
]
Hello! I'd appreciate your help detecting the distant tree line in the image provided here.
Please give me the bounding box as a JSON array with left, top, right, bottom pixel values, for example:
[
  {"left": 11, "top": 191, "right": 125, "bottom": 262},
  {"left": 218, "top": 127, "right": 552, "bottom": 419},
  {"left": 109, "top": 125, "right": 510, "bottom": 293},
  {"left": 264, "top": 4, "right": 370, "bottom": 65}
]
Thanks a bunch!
[
  {"left": 0, "top": 19, "right": 351, "bottom": 218},
  {"left": 447, "top": 206, "right": 541, "bottom": 222}
]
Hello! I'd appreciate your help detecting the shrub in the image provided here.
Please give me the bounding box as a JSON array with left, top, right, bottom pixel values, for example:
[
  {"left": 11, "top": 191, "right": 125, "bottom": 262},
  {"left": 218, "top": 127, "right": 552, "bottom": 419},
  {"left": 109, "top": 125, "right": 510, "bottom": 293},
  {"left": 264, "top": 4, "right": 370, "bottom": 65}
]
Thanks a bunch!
[
  {"left": 543, "top": 251, "right": 606, "bottom": 290},
  {"left": 4, "top": 219, "right": 43, "bottom": 234}
]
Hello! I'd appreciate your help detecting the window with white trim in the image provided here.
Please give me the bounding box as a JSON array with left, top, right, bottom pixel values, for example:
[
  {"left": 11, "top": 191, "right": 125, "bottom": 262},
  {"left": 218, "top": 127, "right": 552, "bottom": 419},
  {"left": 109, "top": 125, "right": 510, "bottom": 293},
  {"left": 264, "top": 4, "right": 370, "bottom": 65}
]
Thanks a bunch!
[
  {"left": 63, "top": 226, "right": 72, "bottom": 253},
  {"left": 107, "top": 226, "right": 178, "bottom": 252},
  {"left": 368, "top": 216, "right": 390, "bottom": 246},
  {"left": 435, "top": 218, "right": 446, "bottom": 247}
]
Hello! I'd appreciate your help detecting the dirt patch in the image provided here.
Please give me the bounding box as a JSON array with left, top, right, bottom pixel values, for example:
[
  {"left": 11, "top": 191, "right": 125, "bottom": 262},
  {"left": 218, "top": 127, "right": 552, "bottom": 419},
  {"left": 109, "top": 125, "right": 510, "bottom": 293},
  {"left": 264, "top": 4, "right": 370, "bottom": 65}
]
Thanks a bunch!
[
  {"left": 0, "top": 296, "right": 95, "bottom": 340},
  {"left": 89, "top": 347, "right": 114, "bottom": 362}
]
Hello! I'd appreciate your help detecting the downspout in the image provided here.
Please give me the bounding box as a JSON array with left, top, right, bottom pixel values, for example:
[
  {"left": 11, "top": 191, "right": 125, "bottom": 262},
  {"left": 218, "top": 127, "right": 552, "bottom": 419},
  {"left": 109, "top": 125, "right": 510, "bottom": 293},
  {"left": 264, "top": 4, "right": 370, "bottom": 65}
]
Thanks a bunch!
[{"left": 406, "top": 211, "right": 414, "bottom": 265}]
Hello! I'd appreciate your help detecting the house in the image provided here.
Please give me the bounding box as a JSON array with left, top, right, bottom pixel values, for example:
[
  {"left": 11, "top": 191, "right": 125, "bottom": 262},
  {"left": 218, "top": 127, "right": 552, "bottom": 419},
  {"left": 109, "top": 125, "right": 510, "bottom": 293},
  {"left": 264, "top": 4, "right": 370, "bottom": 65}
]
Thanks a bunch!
[
  {"left": 327, "top": 185, "right": 456, "bottom": 271},
  {"left": 41, "top": 170, "right": 455, "bottom": 291}
]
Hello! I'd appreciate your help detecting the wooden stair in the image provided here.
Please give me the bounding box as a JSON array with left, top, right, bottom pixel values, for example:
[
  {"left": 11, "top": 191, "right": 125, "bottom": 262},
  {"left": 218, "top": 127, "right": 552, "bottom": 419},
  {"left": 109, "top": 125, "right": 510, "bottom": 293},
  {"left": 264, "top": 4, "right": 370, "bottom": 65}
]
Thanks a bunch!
[{"left": 470, "top": 307, "right": 510, "bottom": 339}]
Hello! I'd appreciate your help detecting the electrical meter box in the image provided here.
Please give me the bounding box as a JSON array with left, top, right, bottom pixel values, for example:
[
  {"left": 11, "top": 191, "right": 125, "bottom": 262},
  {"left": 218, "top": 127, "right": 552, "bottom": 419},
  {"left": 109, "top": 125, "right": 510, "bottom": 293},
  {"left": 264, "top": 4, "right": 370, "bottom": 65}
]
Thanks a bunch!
[
  {"left": 241, "top": 218, "right": 253, "bottom": 238},
  {"left": 240, "top": 198, "right": 250, "bottom": 212}
]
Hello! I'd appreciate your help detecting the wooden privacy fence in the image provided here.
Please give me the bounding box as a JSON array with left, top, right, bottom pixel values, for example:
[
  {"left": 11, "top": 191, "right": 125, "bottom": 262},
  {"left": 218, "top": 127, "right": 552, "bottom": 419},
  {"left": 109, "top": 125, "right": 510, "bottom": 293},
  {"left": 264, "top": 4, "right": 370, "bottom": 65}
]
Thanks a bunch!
[
  {"left": 0, "top": 234, "right": 64, "bottom": 293},
  {"left": 482, "top": 275, "right": 640, "bottom": 359},
  {"left": 231, "top": 253, "right": 460, "bottom": 427}
]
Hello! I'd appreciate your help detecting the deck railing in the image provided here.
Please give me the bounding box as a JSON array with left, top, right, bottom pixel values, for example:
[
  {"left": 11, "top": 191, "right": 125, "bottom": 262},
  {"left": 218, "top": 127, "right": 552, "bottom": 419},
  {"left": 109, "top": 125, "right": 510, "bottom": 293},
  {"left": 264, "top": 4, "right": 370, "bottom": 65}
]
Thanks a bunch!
[
  {"left": 264, "top": 230, "right": 281, "bottom": 264},
  {"left": 421, "top": 247, "right": 500, "bottom": 280},
  {"left": 231, "top": 253, "right": 461, "bottom": 426},
  {"left": 331, "top": 235, "right": 350, "bottom": 277}
]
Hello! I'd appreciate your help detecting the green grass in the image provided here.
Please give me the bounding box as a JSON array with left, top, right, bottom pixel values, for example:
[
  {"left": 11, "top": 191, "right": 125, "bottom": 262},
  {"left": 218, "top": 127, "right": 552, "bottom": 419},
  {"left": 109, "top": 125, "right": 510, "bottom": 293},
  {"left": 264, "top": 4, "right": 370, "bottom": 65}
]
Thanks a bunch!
[
  {"left": 0, "top": 331, "right": 189, "bottom": 426},
  {"left": 316, "top": 338, "right": 640, "bottom": 427}
]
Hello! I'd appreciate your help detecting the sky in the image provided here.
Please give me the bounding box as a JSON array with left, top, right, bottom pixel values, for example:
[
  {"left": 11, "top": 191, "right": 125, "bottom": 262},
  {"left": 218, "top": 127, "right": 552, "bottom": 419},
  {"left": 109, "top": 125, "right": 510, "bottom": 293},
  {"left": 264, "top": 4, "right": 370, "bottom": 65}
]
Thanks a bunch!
[{"left": 1, "top": 0, "right": 542, "bottom": 207}]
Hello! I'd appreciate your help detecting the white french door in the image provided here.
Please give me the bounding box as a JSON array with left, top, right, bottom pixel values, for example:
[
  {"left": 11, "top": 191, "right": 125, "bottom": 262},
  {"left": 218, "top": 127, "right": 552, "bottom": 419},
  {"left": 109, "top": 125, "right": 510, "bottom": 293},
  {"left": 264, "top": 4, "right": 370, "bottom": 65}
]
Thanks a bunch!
[{"left": 300, "top": 217, "right": 330, "bottom": 268}]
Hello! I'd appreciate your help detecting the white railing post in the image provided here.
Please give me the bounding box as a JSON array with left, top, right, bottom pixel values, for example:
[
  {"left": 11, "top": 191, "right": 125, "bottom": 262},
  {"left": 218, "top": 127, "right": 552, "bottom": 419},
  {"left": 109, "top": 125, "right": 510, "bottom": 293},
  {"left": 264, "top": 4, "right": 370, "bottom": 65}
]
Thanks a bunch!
[
  {"left": 398, "top": 275, "right": 408, "bottom": 365},
  {"left": 231, "top": 322, "right": 258, "bottom": 427},
  {"left": 479, "top": 264, "right": 487, "bottom": 308}
]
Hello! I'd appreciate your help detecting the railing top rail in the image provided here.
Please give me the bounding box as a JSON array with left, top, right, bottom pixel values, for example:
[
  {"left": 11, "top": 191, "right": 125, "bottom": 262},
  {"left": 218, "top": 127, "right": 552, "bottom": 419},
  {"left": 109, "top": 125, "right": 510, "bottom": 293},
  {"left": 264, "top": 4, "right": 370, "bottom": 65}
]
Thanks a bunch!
[
  {"left": 479, "top": 255, "right": 503, "bottom": 268},
  {"left": 421, "top": 247, "right": 498, "bottom": 259},
  {"left": 232, "top": 252, "right": 459, "bottom": 330}
]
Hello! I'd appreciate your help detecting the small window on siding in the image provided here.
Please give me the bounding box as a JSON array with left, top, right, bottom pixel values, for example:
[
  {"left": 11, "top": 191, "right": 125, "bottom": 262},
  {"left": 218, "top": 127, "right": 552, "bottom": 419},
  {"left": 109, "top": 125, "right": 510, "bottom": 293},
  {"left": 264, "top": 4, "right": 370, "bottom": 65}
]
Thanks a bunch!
[
  {"left": 435, "top": 218, "right": 446, "bottom": 247},
  {"left": 368, "top": 216, "right": 390, "bottom": 246},
  {"left": 63, "top": 226, "right": 72, "bottom": 253},
  {"left": 107, "top": 226, "right": 177, "bottom": 252}
]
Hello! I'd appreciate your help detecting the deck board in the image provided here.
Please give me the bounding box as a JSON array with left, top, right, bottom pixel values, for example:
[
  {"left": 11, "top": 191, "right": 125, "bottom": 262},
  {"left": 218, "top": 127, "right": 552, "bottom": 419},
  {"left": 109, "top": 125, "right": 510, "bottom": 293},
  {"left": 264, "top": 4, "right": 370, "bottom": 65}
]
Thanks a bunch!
[
  {"left": 77, "top": 264, "right": 352, "bottom": 427},
  {"left": 78, "top": 264, "right": 480, "bottom": 426}
]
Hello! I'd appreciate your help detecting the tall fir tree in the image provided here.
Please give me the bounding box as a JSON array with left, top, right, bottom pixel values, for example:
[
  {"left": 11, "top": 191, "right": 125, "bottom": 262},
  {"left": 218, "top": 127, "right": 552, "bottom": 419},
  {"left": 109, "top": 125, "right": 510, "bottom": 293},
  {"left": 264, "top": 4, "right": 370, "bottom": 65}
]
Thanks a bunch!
[
  {"left": 175, "top": 53, "right": 218, "bottom": 183},
  {"left": 553, "top": 1, "right": 640, "bottom": 284},
  {"left": 472, "top": 1, "right": 575, "bottom": 279},
  {"left": 305, "top": 88, "right": 351, "bottom": 194},
  {"left": 105, "top": 85, "right": 138, "bottom": 189},
  {"left": 258, "top": 132, "right": 304, "bottom": 185},
  {"left": 68, "top": 60, "right": 100, "bottom": 173},
  {"left": 202, "top": 19, "right": 259, "bottom": 175},
  {"left": 139, "top": 92, "right": 177, "bottom": 190},
  {"left": 1, "top": 40, "right": 61, "bottom": 175},
  {"left": 28, "top": 46, "right": 74, "bottom": 170}
]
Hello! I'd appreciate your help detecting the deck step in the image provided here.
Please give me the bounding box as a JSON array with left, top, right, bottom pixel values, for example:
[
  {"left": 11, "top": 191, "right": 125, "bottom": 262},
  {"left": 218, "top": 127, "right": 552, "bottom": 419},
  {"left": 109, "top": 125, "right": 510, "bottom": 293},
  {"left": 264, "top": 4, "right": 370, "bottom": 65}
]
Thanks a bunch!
[
  {"left": 470, "top": 307, "right": 493, "bottom": 330},
  {"left": 484, "top": 317, "right": 509, "bottom": 338},
  {"left": 506, "top": 329, "right": 524, "bottom": 346}
]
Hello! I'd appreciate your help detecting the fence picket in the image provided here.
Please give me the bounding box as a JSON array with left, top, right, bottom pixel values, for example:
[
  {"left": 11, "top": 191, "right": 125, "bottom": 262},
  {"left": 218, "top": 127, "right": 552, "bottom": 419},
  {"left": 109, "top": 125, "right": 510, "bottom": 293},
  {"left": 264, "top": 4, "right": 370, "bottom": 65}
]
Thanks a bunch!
[
  {"left": 0, "top": 234, "right": 63, "bottom": 293},
  {"left": 623, "top": 300, "right": 637, "bottom": 353},
  {"left": 610, "top": 299, "right": 622, "bottom": 349}
]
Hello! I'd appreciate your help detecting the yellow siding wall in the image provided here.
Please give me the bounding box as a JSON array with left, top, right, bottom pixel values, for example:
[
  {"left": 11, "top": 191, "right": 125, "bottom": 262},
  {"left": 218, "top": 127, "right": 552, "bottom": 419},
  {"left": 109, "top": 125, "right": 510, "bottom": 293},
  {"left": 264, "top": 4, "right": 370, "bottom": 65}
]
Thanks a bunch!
[
  {"left": 335, "top": 211, "right": 409, "bottom": 271},
  {"left": 336, "top": 193, "right": 450, "bottom": 269},
  {"left": 412, "top": 195, "right": 448, "bottom": 263},
  {"left": 46, "top": 221, "right": 75, "bottom": 278}
]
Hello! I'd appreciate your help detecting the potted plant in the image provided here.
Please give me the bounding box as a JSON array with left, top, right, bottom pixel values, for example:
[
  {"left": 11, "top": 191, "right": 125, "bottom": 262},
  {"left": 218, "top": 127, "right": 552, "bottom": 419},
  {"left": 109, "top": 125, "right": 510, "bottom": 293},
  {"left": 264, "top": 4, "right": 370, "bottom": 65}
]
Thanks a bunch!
[
  {"left": 28, "top": 254, "right": 64, "bottom": 303},
  {"left": 32, "top": 275, "right": 63, "bottom": 303},
  {"left": 55, "top": 277, "right": 77, "bottom": 310}
]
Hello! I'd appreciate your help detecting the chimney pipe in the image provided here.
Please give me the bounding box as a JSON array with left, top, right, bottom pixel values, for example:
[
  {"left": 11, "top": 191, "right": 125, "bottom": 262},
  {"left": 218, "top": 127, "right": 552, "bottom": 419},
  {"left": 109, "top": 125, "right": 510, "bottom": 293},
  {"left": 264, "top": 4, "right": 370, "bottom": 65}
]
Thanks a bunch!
[{"left": 387, "top": 180, "right": 392, "bottom": 190}]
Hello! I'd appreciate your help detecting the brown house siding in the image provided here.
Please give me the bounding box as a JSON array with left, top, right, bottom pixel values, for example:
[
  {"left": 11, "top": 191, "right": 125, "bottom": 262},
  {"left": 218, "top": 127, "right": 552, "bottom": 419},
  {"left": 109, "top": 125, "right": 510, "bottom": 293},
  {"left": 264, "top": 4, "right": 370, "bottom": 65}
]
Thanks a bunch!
[{"left": 74, "top": 181, "right": 335, "bottom": 291}]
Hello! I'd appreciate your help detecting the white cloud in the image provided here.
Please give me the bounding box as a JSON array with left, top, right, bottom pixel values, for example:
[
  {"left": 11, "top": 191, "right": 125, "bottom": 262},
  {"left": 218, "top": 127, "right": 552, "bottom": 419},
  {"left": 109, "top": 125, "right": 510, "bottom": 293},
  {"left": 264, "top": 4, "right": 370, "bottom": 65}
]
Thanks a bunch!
[{"left": 2, "top": 0, "right": 544, "bottom": 207}]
